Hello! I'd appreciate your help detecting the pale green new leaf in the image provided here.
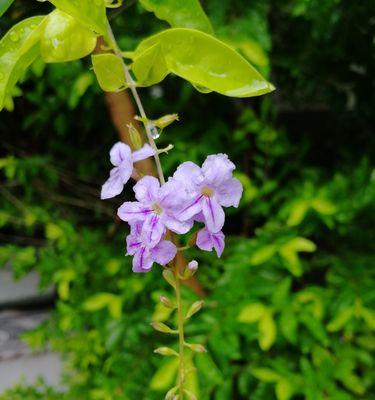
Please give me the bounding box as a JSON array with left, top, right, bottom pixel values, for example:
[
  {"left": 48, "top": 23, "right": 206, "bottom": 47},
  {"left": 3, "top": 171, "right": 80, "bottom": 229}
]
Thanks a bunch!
[
  {"left": 238, "top": 303, "right": 265, "bottom": 323},
  {"left": 327, "top": 307, "right": 353, "bottom": 332},
  {"left": 0, "top": 0, "right": 14, "bottom": 17},
  {"left": 0, "top": 16, "right": 45, "bottom": 111},
  {"left": 92, "top": 53, "right": 127, "bottom": 92},
  {"left": 48, "top": 0, "right": 107, "bottom": 35},
  {"left": 276, "top": 379, "right": 294, "bottom": 400},
  {"left": 249, "top": 244, "right": 277, "bottom": 265},
  {"left": 251, "top": 367, "right": 280, "bottom": 383},
  {"left": 132, "top": 28, "right": 275, "bottom": 98},
  {"left": 41, "top": 10, "right": 97, "bottom": 63},
  {"left": 139, "top": 0, "right": 213, "bottom": 34},
  {"left": 150, "top": 358, "right": 179, "bottom": 390},
  {"left": 259, "top": 309, "right": 277, "bottom": 350}
]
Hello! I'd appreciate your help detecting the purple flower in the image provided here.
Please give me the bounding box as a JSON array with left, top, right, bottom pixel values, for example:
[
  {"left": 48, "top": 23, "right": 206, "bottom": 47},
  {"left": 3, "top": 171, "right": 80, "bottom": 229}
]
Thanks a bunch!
[
  {"left": 101, "top": 142, "right": 155, "bottom": 200},
  {"left": 187, "top": 260, "right": 198, "bottom": 271},
  {"left": 196, "top": 227, "right": 225, "bottom": 257},
  {"left": 126, "top": 223, "right": 176, "bottom": 273},
  {"left": 118, "top": 176, "right": 192, "bottom": 247},
  {"left": 173, "top": 154, "right": 243, "bottom": 233}
]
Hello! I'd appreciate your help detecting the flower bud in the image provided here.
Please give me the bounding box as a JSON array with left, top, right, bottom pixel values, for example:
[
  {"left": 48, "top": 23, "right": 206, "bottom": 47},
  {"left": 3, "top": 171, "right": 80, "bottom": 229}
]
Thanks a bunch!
[
  {"left": 154, "top": 347, "right": 178, "bottom": 356},
  {"left": 162, "top": 269, "right": 176, "bottom": 289},
  {"left": 185, "top": 300, "right": 204, "bottom": 319},
  {"left": 153, "top": 113, "right": 179, "bottom": 129},
  {"left": 185, "top": 342, "right": 207, "bottom": 353},
  {"left": 165, "top": 387, "right": 178, "bottom": 400},
  {"left": 151, "top": 321, "right": 177, "bottom": 334},
  {"left": 127, "top": 123, "right": 142, "bottom": 150},
  {"left": 159, "top": 295, "right": 175, "bottom": 309},
  {"left": 188, "top": 260, "right": 198, "bottom": 272}
]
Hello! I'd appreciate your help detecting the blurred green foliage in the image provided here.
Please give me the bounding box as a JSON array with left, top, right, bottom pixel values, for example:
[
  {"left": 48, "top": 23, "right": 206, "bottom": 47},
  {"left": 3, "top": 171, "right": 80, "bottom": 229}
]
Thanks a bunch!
[{"left": 0, "top": 0, "right": 374, "bottom": 399}]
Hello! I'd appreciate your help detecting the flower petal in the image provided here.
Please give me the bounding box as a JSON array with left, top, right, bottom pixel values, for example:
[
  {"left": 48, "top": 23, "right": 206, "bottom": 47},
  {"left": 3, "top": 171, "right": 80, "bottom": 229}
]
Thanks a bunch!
[
  {"left": 131, "top": 144, "right": 156, "bottom": 163},
  {"left": 217, "top": 177, "right": 243, "bottom": 207},
  {"left": 163, "top": 214, "right": 193, "bottom": 234},
  {"left": 101, "top": 168, "right": 127, "bottom": 199},
  {"left": 159, "top": 179, "right": 187, "bottom": 210},
  {"left": 142, "top": 214, "right": 166, "bottom": 247},
  {"left": 178, "top": 195, "right": 203, "bottom": 221},
  {"left": 117, "top": 201, "right": 152, "bottom": 222},
  {"left": 126, "top": 233, "right": 142, "bottom": 256},
  {"left": 202, "top": 154, "right": 235, "bottom": 186},
  {"left": 173, "top": 161, "right": 204, "bottom": 193},
  {"left": 196, "top": 228, "right": 225, "bottom": 257},
  {"left": 132, "top": 247, "right": 153, "bottom": 273},
  {"left": 133, "top": 176, "right": 160, "bottom": 204},
  {"left": 202, "top": 197, "right": 225, "bottom": 233},
  {"left": 151, "top": 240, "right": 177, "bottom": 265},
  {"left": 110, "top": 142, "right": 132, "bottom": 166}
]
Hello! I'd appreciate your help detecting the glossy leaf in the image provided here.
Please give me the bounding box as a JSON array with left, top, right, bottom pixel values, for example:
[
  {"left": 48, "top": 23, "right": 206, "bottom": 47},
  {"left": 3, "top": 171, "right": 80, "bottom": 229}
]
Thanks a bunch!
[
  {"left": 0, "top": 0, "right": 14, "bottom": 17},
  {"left": 132, "top": 28, "right": 275, "bottom": 98},
  {"left": 0, "top": 16, "right": 45, "bottom": 111},
  {"left": 40, "top": 10, "right": 97, "bottom": 63},
  {"left": 48, "top": 0, "right": 107, "bottom": 35},
  {"left": 91, "top": 53, "right": 127, "bottom": 92},
  {"left": 139, "top": 0, "right": 213, "bottom": 33}
]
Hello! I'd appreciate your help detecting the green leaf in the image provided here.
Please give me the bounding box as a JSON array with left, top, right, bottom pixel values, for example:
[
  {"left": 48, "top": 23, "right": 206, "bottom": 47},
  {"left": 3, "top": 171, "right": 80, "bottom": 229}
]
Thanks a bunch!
[
  {"left": 275, "top": 379, "right": 294, "bottom": 400},
  {"left": 40, "top": 10, "right": 97, "bottom": 63},
  {"left": 361, "top": 307, "right": 375, "bottom": 330},
  {"left": 287, "top": 200, "right": 309, "bottom": 226},
  {"left": 0, "top": 0, "right": 14, "bottom": 17},
  {"left": 92, "top": 53, "right": 127, "bottom": 92},
  {"left": 311, "top": 198, "right": 336, "bottom": 215},
  {"left": 279, "top": 237, "right": 316, "bottom": 276},
  {"left": 327, "top": 307, "right": 353, "bottom": 332},
  {"left": 83, "top": 293, "right": 122, "bottom": 319},
  {"left": 259, "top": 309, "right": 276, "bottom": 350},
  {"left": 249, "top": 244, "right": 277, "bottom": 265},
  {"left": 238, "top": 303, "right": 266, "bottom": 323},
  {"left": 139, "top": 0, "right": 213, "bottom": 34},
  {"left": 300, "top": 313, "right": 329, "bottom": 346},
  {"left": 0, "top": 16, "right": 45, "bottom": 111},
  {"left": 48, "top": 0, "right": 107, "bottom": 35},
  {"left": 150, "top": 358, "right": 179, "bottom": 390},
  {"left": 251, "top": 367, "right": 280, "bottom": 383},
  {"left": 132, "top": 28, "right": 275, "bottom": 98},
  {"left": 280, "top": 307, "right": 298, "bottom": 344}
]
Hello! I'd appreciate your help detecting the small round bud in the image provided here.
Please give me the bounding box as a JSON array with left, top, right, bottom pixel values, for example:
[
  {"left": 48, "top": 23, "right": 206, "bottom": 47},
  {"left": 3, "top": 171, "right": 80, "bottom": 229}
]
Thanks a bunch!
[{"left": 188, "top": 260, "right": 198, "bottom": 272}]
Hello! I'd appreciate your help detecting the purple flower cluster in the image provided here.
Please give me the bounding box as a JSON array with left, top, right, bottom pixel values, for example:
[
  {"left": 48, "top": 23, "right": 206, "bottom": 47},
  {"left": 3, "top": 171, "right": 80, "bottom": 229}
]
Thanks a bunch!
[{"left": 101, "top": 142, "right": 242, "bottom": 273}]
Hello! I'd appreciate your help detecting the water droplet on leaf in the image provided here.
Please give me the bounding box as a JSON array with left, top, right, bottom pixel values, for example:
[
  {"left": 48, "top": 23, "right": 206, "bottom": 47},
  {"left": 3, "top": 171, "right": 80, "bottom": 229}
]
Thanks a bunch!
[
  {"left": 149, "top": 125, "right": 160, "bottom": 139},
  {"left": 9, "top": 31, "right": 19, "bottom": 42}
]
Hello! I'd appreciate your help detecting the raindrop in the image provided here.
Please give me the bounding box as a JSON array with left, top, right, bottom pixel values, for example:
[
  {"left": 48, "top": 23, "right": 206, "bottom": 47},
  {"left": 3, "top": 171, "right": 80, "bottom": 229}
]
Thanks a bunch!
[
  {"left": 9, "top": 31, "right": 19, "bottom": 42},
  {"left": 149, "top": 124, "right": 160, "bottom": 139}
]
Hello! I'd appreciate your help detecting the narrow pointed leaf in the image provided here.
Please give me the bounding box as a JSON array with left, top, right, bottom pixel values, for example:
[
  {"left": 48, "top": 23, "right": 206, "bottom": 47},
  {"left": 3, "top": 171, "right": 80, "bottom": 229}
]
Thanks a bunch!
[
  {"left": 139, "top": 0, "right": 213, "bottom": 33},
  {"left": 132, "top": 28, "right": 275, "bottom": 98}
]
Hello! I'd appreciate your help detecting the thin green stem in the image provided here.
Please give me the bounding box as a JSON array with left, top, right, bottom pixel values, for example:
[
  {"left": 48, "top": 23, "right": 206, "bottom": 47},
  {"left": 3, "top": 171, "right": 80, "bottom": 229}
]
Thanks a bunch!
[
  {"left": 174, "top": 264, "right": 185, "bottom": 398},
  {"left": 105, "top": 22, "right": 166, "bottom": 185}
]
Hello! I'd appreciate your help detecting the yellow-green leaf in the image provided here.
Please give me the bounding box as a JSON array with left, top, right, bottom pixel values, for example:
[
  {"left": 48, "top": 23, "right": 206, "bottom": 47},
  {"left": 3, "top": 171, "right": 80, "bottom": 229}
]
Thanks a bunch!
[
  {"left": 150, "top": 358, "right": 179, "bottom": 390},
  {"left": 251, "top": 367, "right": 280, "bottom": 382},
  {"left": 48, "top": 0, "right": 107, "bottom": 35},
  {"left": 0, "top": 0, "right": 14, "bottom": 17},
  {"left": 139, "top": 0, "right": 213, "bottom": 34},
  {"left": 0, "top": 16, "right": 45, "bottom": 111},
  {"left": 92, "top": 53, "right": 127, "bottom": 92},
  {"left": 327, "top": 307, "right": 354, "bottom": 332},
  {"left": 238, "top": 303, "right": 266, "bottom": 323},
  {"left": 41, "top": 10, "right": 97, "bottom": 63},
  {"left": 249, "top": 245, "right": 277, "bottom": 265},
  {"left": 259, "top": 309, "right": 276, "bottom": 350},
  {"left": 275, "top": 379, "right": 294, "bottom": 400},
  {"left": 132, "top": 28, "right": 275, "bottom": 98}
]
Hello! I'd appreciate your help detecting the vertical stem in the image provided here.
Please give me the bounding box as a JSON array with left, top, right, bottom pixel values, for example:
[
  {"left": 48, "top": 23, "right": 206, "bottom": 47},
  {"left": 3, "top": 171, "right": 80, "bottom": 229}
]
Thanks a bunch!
[
  {"left": 174, "top": 265, "right": 185, "bottom": 398},
  {"left": 105, "top": 23, "right": 165, "bottom": 185}
]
